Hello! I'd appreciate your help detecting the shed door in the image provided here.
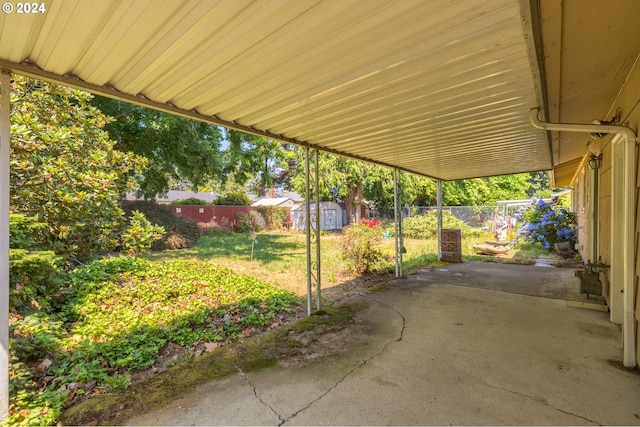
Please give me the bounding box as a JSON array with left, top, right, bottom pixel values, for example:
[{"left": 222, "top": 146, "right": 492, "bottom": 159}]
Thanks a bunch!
[{"left": 324, "top": 209, "right": 337, "bottom": 230}]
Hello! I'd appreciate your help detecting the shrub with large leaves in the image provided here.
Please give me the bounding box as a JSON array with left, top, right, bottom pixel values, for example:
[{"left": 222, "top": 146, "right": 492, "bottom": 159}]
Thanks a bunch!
[{"left": 8, "top": 75, "right": 145, "bottom": 260}]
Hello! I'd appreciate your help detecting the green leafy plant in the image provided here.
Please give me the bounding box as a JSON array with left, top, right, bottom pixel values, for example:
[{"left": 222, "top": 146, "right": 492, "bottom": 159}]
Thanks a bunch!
[
  {"left": 340, "top": 220, "right": 384, "bottom": 274},
  {"left": 256, "top": 206, "right": 289, "bottom": 230},
  {"left": 9, "top": 214, "right": 64, "bottom": 313},
  {"left": 7, "top": 355, "right": 68, "bottom": 426},
  {"left": 402, "top": 210, "right": 482, "bottom": 239},
  {"left": 121, "top": 210, "right": 165, "bottom": 255},
  {"left": 214, "top": 191, "right": 252, "bottom": 206},
  {"left": 170, "top": 197, "right": 210, "bottom": 205},
  {"left": 236, "top": 211, "right": 264, "bottom": 233},
  {"left": 9, "top": 75, "right": 145, "bottom": 261},
  {"left": 8, "top": 255, "right": 299, "bottom": 426}
]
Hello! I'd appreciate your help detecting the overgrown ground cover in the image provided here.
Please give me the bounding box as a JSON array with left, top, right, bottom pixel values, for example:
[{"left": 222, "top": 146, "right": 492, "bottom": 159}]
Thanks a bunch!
[{"left": 8, "top": 256, "right": 299, "bottom": 426}]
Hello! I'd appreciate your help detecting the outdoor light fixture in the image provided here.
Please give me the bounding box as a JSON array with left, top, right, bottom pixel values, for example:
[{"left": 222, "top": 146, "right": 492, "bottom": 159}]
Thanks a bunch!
[{"left": 588, "top": 153, "right": 602, "bottom": 170}]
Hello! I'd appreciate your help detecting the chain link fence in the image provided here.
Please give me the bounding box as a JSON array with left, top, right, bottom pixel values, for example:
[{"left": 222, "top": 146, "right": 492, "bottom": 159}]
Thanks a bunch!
[{"left": 368, "top": 206, "right": 499, "bottom": 227}]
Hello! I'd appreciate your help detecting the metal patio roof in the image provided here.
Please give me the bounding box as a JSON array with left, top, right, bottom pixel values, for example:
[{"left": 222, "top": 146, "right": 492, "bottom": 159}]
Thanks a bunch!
[{"left": 0, "top": 0, "right": 551, "bottom": 181}]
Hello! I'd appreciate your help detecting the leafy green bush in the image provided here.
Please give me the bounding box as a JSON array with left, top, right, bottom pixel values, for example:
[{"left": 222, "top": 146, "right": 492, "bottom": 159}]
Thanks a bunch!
[
  {"left": 170, "top": 197, "right": 209, "bottom": 205},
  {"left": 9, "top": 214, "right": 64, "bottom": 313},
  {"left": 10, "top": 75, "right": 144, "bottom": 261},
  {"left": 341, "top": 220, "right": 384, "bottom": 274},
  {"left": 214, "top": 191, "right": 252, "bottom": 206},
  {"left": 256, "top": 206, "right": 289, "bottom": 230},
  {"left": 120, "top": 200, "right": 200, "bottom": 250},
  {"left": 236, "top": 211, "right": 264, "bottom": 233},
  {"left": 402, "top": 210, "right": 482, "bottom": 239},
  {"left": 121, "top": 210, "right": 165, "bottom": 254}
]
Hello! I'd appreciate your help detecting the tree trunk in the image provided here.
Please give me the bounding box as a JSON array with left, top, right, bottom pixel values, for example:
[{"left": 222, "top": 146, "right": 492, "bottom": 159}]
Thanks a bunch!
[{"left": 345, "top": 180, "right": 363, "bottom": 224}]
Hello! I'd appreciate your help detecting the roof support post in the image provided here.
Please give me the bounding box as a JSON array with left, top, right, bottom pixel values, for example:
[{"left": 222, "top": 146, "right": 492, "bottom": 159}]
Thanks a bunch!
[
  {"left": 0, "top": 69, "right": 10, "bottom": 422},
  {"left": 436, "top": 180, "right": 443, "bottom": 261},
  {"left": 393, "top": 169, "right": 403, "bottom": 278},
  {"left": 304, "top": 147, "right": 321, "bottom": 315}
]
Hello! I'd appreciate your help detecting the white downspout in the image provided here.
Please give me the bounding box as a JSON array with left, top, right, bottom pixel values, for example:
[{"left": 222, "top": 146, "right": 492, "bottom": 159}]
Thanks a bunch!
[{"left": 531, "top": 108, "right": 637, "bottom": 369}]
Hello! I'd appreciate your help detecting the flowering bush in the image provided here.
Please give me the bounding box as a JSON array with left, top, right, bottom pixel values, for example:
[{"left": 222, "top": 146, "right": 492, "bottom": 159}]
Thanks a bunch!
[
  {"left": 340, "top": 220, "right": 384, "bottom": 274},
  {"left": 361, "top": 218, "right": 381, "bottom": 228},
  {"left": 515, "top": 197, "right": 576, "bottom": 250}
]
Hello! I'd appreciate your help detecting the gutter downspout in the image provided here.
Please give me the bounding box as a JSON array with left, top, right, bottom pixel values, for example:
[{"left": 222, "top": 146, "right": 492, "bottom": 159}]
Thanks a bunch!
[{"left": 530, "top": 108, "right": 637, "bottom": 369}]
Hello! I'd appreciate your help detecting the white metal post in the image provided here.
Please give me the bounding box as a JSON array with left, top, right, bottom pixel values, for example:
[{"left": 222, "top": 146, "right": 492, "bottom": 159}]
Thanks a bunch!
[
  {"left": 436, "top": 180, "right": 443, "bottom": 261},
  {"left": 304, "top": 148, "right": 321, "bottom": 315},
  {"left": 1, "top": 69, "right": 11, "bottom": 422},
  {"left": 313, "top": 150, "right": 321, "bottom": 311},
  {"left": 393, "top": 169, "right": 403, "bottom": 278},
  {"left": 304, "top": 147, "right": 312, "bottom": 316}
]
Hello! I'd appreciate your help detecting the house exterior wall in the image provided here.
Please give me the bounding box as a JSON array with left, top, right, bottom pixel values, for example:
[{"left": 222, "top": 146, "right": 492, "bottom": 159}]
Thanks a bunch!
[{"left": 572, "top": 58, "right": 640, "bottom": 366}]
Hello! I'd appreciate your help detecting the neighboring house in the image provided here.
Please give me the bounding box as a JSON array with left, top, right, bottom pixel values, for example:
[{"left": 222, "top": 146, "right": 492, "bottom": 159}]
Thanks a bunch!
[
  {"left": 251, "top": 197, "right": 296, "bottom": 209},
  {"left": 249, "top": 190, "right": 303, "bottom": 203}
]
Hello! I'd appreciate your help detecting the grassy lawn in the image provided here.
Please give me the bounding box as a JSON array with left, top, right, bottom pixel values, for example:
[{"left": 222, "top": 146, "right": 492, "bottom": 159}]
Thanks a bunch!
[
  {"left": 146, "top": 228, "right": 545, "bottom": 296},
  {"left": 147, "top": 230, "right": 444, "bottom": 295}
]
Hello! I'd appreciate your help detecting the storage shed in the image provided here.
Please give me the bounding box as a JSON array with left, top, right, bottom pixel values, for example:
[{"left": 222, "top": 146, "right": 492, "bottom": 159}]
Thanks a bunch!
[{"left": 291, "top": 202, "right": 343, "bottom": 231}]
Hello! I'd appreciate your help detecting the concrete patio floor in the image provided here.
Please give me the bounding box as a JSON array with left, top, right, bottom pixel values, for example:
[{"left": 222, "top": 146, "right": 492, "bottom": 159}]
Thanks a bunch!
[{"left": 127, "top": 262, "right": 640, "bottom": 426}]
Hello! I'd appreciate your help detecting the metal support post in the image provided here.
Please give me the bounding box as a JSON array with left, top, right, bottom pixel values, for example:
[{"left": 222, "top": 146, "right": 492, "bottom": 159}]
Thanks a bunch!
[
  {"left": 304, "top": 147, "right": 321, "bottom": 315},
  {"left": 393, "top": 169, "right": 403, "bottom": 278},
  {"left": 436, "top": 180, "right": 443, "bottom": 261},
  {"left": 313, "top": 149, "right": 321, "bottom": 311},
  {"left": 1, "top": 69, "right": 11, "bottom": 422}
]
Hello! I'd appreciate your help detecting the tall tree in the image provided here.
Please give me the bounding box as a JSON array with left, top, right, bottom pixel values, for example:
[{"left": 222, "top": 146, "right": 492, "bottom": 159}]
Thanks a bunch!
[
  {"left": 290, "top": 152, "right": 368, "bottom": 223},
  {"left": 222, "top": 130, "right": 293, "bottom": 196},
  {"left": 91, "top": 96, "right": 224, "bottom": 198},
  {"left": 363, "top": 167, "right": 436, "bottom": 208},
  {"left": 526, "top": 171, "right": 553, "bottom": 198},
  {"left": 442, "top": 174, "right": 532, "bottom": 206},
  {"left": 9, "top": 75, "right": 145, "bottom": 259}
]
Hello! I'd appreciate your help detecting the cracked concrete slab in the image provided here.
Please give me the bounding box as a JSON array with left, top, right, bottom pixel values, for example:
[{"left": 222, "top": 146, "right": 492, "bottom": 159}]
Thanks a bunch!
[{"left": 127, "top": 264, "right": 640, "bottom": 426}]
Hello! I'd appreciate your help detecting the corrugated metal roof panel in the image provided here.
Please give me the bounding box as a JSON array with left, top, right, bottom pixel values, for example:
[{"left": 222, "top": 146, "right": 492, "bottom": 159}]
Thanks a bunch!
[{"left": 0, "top": 0, "right": 550, "bottom": 181}]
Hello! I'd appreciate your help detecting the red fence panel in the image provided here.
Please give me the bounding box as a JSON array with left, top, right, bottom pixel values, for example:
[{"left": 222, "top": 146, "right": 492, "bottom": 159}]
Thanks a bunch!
[{"left": 169, "top": 205, "right": 256, "bottom": 232}]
